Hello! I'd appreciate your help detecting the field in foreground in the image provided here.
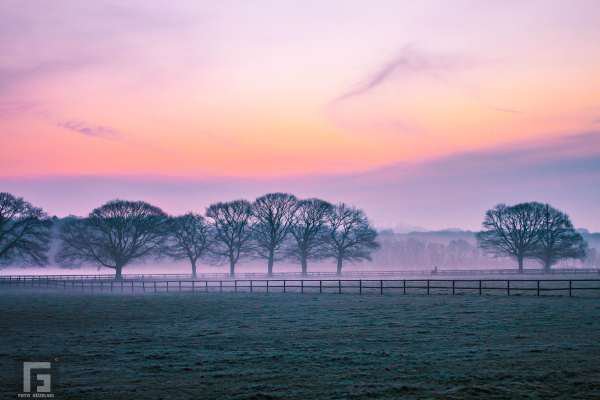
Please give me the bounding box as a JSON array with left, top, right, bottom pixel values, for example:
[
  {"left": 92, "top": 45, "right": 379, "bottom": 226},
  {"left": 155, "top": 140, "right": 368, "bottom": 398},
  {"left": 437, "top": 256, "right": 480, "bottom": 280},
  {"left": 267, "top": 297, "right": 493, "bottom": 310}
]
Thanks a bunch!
[{"left": 1, "top": 292, "right": 600, "bottom": 399}]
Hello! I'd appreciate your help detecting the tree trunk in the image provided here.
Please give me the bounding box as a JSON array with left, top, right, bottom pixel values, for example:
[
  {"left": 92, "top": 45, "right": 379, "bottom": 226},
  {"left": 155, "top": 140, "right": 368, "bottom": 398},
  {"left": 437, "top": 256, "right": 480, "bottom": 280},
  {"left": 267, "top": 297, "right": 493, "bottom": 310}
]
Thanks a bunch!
[
  {"left": 301, "top": 257, "right": 308, "bottom": 276},
  {"left": 267, "top": 250, "right": 274, "bottom": 277},
  {"left": 543, "top": 259, "right": 552, "bottom": 273},
  {"left": 115, "top": 265, "right": 123, "bottom": 280},
  {"left": 336, "top": 257, "right": 343, "bottom": 276},
  {"left": 229, "top": 259, "right": 236, "bottom": 277},
  {"left": 191, "top": 259, "right": 197, "bottom": 279},
  {"left": 517, "top": 255, "right": 524, "bottom": 273}
]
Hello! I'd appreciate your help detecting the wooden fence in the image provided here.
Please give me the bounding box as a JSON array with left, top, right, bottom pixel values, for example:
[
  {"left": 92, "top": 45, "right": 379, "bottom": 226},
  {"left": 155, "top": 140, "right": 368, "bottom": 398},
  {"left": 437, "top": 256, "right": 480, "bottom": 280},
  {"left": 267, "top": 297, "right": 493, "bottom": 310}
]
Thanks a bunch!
[
  {"left": 0, "top": 267, "right": 599, "bottom": 282},
  {"left": 2, "top": 277, "right": 600, "bottom": 297}
]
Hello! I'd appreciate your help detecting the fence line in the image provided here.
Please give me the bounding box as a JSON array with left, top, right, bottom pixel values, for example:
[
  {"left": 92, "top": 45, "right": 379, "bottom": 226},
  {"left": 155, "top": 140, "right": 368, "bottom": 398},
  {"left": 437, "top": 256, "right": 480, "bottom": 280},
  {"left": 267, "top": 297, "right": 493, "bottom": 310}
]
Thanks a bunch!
[
  {"left": 1, "top": 277, "right": 600, "bottom": 297},
  {"left": 0, "top": 268, "right": 599, "bottom": 282}
]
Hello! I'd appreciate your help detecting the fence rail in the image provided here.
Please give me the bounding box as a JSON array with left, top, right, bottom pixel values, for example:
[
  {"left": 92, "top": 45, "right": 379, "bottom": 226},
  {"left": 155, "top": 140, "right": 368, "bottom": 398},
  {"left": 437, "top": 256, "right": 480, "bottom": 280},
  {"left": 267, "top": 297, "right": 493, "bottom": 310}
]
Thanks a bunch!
[
  {"left": 2, "top": 277, "right": 600, "bottom": 297},
  {"left": 0, "top": 268, "right": 599, "bottom": 281}
]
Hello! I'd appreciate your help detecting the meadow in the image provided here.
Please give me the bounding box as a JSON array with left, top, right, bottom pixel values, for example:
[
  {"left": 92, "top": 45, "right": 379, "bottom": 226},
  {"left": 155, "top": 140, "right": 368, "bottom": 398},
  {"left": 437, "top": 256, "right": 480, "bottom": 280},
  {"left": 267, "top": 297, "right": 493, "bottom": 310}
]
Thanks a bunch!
[{"left": 1, "top": 290, "right": 600, "bottom": 399}]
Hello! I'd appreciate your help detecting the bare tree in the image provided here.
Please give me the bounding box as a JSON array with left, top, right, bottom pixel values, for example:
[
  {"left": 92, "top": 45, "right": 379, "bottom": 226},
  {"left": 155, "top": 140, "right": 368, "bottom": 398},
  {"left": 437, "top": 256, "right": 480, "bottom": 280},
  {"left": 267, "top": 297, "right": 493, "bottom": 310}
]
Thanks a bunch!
[
  {"left": 206, "top": 200, "right": 254, "bottom": 276},
  {"left": 0, "top": 192, "right": 51, "bottom": 266},
  {"left": 251, "top": 193, "right": 298, "bottom": 276},
  {"left": 532, "top": 204, "right": 587, "bottom": 272},
  {"left": 325, "top": 203, "right": 379, "bottom": 275},
  {"left": 286, "top": 198, "right": 332, "bottom": 275},
  {"left": 56, "top": 200, "right": 169, "bottom": 279},
  {"left": 165, "top": 213, "right": 212, "bottom": 278},
  {"left": 477, "top": 202, "right": 546, "bottom": 272}
]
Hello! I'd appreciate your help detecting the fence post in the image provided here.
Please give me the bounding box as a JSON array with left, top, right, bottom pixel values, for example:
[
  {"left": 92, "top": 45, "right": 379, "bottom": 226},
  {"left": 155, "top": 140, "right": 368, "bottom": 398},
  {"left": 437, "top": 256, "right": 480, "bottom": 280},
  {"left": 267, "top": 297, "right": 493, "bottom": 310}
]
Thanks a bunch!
[
  {"left": 192, "top": 281, "right": 195, "bottom": 292},
  {"left": 569, "top": 280, "right": 572, "bottom": 297},
  {"left": 479, "top": 280, "right": 482, "bottom": 296},
  {"left": 154, "top": 281, "right": 157, "bottom": 293},
  {"left": 427, "top": 279, "right": 430, "bottom": 295},
  {"left": 452, "top": 280, "right": 455, "bottom": 295},
  {"left": 283, "top": 280, "right": 286, "bottom": 293},
  {"left": 205, "top": 281, "right": 208, "bottom": 293},
  {"left": 131, "top": 281, "right": 134, "bottom": 293},
  {"left": 250, "top": 280, "right": 253, "bottom": 293},
  {"left": 537, "top": 280, "right": 540, "bottom": 296},
  {"left": 220, "top": 280, "right": 223, "bottom": 293},
  {"left": 319, "top": 280, "right": 322, "bottom": 294},
  {"left": 359, "top": 280, "right": 362, "bottom": 295},
  {"left": 179, "top": 281, "right": 182, "bottom": 292},
  {"left": 142, "top": 281, "right": 145, "bottom": 293},
  {"left": 338, "top": 280, "right": 341, "bottom": 294},
  {"left": 110, "top": 281, "right": 113, "bottom": 292},
  {"left": 266, "top": 280, "right": 269, "bottom": 293},
  {"left": 166, "top": 281, "right": 169, "bottom": 293},
  {"left": 380, "top": 280, "right": 383, "bottom": 296},
  {"left": 507, "top": 280, "right": 510, "bottom": 296},
  {"left": 235, "top": 280, "right": 237, "bottom": 293},
  {"left": 301, "top": 280, "right": 304, "bottom": 294}
]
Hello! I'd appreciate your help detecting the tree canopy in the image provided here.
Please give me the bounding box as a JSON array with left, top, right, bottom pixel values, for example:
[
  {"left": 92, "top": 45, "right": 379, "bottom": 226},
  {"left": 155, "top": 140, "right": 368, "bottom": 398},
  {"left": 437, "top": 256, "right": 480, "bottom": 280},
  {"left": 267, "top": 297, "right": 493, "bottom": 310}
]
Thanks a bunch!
[
  {"left": 206, "top": 200, "right": 254, "bottom": 276},
  {"left": 0, "top": 192, "right": 51, "bottom": 266},
  {"left": 477, "top": 202, "right": 588, "bottom": 271},
  {"left": 56, "top": 200, "right": 169, "bottom": 279},
  {"left": 325, "top": 203, "right": 379, "bottom": 275},
  {"left": 251, "top": 193, "right": 298, "bottom": 275},
  {"left": 165, "top": 213, "right": 212, "bottom": 278}
]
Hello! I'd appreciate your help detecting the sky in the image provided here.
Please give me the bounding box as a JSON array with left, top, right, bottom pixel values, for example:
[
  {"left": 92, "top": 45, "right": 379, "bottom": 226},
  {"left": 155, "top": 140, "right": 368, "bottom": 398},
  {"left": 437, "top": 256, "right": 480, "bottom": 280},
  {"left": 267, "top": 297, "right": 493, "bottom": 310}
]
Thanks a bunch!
[{"left": 1, "top": 0, "right": 600, "bottom": 231}]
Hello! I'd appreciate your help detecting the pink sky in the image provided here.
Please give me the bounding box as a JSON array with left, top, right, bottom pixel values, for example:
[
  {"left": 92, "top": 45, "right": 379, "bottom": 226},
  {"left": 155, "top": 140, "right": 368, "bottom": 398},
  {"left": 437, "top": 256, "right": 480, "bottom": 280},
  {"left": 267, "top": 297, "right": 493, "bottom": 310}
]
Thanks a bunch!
[{"left": 1, "top": 1, "right": 600, "bottom": 230}]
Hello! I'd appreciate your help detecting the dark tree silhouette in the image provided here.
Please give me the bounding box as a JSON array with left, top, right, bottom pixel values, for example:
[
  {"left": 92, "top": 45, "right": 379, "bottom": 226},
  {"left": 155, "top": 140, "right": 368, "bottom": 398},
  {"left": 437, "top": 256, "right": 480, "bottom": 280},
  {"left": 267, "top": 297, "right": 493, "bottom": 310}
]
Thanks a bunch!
[
  {"left": 532, "top": 204, "right": 587, "bottom": 271},
  {"left": 287, "top": 198, "right": 332, "bottom": 275},
  {"left": 251, "top": 193, "right": 298, "bottom": 276},
  {"left": 206, "top": 200, "right": 254, "bottom": 276},
  {"left": 165, "top": 213, "right": 212, "bottom": 278},
  {"left": 56, "top": 200, "right": 169, "bottom": 279},
  {"left": 0, "top": 192, "right": 51, "bottom": 266},
  {"left": 325, "top": 203, "right": 379, "bottom": 275},
  {"left": 476, "top": 202, "right": 545, "bottom": 272}
]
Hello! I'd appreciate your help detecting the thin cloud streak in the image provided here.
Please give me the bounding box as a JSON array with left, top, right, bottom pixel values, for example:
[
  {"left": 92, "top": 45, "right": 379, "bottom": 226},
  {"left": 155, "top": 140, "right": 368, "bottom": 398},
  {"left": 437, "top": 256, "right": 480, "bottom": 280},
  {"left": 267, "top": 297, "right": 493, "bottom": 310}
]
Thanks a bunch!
[
  {"left": 331, "top": 45, "right": 522, "bottom": 115},
  {"left": 58, "top": 120, "right": 122, "bottom": 140},
  {"left": 332, "top": 46, "right": 468, "bottom": 103}
]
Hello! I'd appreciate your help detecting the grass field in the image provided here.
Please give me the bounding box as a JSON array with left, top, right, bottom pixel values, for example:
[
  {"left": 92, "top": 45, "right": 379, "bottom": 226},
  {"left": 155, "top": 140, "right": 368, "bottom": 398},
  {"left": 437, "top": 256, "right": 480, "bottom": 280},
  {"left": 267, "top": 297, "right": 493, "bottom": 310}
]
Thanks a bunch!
[{"left": 1, "top": 291, "right": 600, "bottom": 399}]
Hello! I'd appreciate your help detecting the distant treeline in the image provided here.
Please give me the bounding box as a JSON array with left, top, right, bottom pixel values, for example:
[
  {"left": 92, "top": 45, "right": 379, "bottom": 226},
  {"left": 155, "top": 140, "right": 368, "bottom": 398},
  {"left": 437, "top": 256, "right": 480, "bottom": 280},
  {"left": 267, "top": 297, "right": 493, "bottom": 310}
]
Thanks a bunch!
[
  {"left": 0, "top": 192, "right": 594, "bottom": 278},
  {"left": 370, "top": 230, "right": 599, "bottom": 269}
]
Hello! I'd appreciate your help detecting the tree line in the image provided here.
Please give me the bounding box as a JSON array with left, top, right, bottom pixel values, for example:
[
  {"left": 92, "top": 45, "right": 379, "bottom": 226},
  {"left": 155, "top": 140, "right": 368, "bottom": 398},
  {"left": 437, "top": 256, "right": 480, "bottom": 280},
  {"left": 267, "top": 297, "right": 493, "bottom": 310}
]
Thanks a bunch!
[
  {"left": 0, "top": 192, "right": 379, "bottom": 279},
  {"left": 0, "top": 192, "right": 590, "bottom": 278}
]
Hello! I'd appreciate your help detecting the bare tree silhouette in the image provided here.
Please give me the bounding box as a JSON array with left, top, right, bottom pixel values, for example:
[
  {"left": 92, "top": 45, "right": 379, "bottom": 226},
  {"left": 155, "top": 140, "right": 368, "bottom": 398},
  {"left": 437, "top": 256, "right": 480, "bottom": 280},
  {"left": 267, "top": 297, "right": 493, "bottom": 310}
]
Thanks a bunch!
[
  {"left": 165, "top": 213, "right": 212, "bottom": 278},
  {"left": 0, "top": 192, "right": 51, "bottom": 266},
  {"left": 251, "top": 193, "right": 298, "bottom": 276},
  {"left": 286, "top": 198, "right": 332, "bottom": 275},
  {"left": 325, "top": 203, "right": 379, "bottom": 275},
  {"left": 477, "top": 203, "right": 546, "bottom": 272},
  {"left": 206, "top": 200, "right": 254, "bottom": 276},
  {"left": 532, "top": 204, "right": 587, "bottom": 271},
  {"left": 56, "top": 200, "right": 169, "bottom": 279}
]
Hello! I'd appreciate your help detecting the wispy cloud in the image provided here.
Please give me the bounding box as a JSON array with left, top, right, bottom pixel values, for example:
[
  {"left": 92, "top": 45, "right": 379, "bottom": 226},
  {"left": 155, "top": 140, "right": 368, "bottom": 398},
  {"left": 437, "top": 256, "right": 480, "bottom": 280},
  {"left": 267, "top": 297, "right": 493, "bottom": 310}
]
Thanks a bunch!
[
  {"left": 0, "top": 100, "right": 39, "bottom": 117},
  {"left": 333, "top": 46, "right": 467, "bottom": 103},
  {"left": 332, "top": 45, "right": 521, "bottom": 115},
  {"left": 58, "top": 120, "right": 122, "bottom": 140}
]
